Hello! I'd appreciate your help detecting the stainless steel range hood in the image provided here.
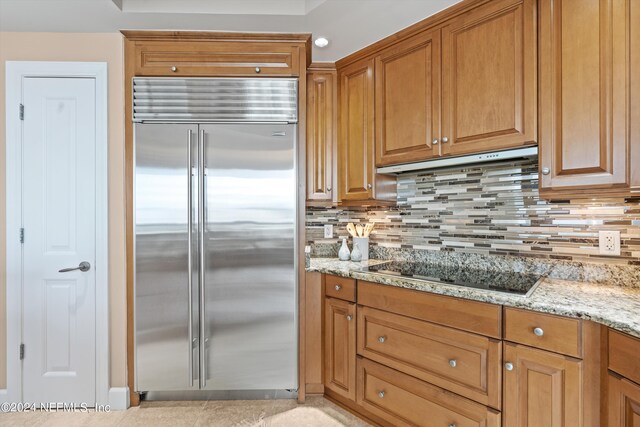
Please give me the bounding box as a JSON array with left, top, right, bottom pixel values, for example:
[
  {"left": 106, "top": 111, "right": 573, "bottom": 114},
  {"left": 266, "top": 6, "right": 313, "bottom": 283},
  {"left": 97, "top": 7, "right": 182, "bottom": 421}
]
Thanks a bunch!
[{"left": 376, "top": 146, "right": 538, "bottom": 174}]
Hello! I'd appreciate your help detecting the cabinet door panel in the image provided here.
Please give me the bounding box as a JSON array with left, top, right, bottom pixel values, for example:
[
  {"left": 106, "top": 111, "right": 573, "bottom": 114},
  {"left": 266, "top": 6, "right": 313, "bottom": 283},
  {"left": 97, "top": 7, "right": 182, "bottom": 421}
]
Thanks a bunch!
[
  {"left": 324, "top": 298, "right": 356, "bottom": 401},
  {"left": 441, "top": 0, "right": 536, "bottom": 156},
  {"left": 539, "top": 0, "right": 630, "bottom": 192},
  {"left": 503, "top": 343, "right": 582, "bottom": 427},
  {"left": 375, "top": 30, "right": 441, "bottom": 166},
  {"left": 609, "top": 374, "right": 640, "bottom": 427},
  {"left": 338, "top": 59, "right": 375, "bottom": 201},
  {"left": 307, "top": 69, "right": 336, "bottom": 202}
]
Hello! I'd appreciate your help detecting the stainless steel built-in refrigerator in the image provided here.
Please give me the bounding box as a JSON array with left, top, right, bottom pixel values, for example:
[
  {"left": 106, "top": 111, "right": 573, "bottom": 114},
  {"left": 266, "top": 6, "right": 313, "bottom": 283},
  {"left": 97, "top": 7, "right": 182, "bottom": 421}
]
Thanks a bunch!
[{"left": 133, "top": 78, "right": 298, "bottom": 396}]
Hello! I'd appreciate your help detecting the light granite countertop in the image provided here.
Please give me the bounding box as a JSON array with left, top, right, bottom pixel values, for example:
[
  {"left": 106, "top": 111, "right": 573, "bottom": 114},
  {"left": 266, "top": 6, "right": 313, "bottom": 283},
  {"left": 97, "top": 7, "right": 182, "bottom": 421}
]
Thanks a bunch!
[{"left": 307, "top": 258, "right": 640, "bottom": 339}]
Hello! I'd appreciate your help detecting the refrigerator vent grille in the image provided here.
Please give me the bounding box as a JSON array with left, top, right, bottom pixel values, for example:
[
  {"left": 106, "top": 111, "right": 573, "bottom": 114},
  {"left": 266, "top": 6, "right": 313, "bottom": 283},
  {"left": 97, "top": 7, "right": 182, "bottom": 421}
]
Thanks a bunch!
[{"left": 133, "top": 78, "right": 298, "bottom": 123}]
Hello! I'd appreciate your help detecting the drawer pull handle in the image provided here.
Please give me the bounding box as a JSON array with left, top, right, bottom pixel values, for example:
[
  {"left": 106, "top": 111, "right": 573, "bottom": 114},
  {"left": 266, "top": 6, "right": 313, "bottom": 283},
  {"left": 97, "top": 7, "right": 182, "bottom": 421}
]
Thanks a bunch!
[
  {"left": 378, "top": 336, "right": 386, "bottom": 343},
  {"left": 378, "top": 391, "right": 385, "bottom": 398},
  {"left": 170, "top": 66, "right": 177, "bottom": 72},
  {"left": 255, "top": 67, "right": 261, "bottom": 73},
  {"left": 533, "top": 327, "right": 544, "bottom": 337},
  {"left": 449, "top": 359, "right": 457, "bottom": 368},
  {"left": 346, "top": 315, "right": 353, "bottom": 321},
  {"left": 505, "top": 362, "right": 514, "bottom": 371},
  {"left": 334, "top": 284, "right": 342, "bottom": 291}
]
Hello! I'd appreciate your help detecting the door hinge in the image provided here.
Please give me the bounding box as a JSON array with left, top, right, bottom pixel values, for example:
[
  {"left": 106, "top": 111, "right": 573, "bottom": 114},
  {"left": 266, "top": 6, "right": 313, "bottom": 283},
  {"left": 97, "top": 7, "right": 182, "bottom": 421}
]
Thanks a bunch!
[
  {"left": 19, "top": 344, "right": 24, "bottom": 360},
  {"left": 19, "top": 104, "right": 24, "bottom": 121},
  {"left": 20, "top": 228, "right": 24, "bottom": 244}
]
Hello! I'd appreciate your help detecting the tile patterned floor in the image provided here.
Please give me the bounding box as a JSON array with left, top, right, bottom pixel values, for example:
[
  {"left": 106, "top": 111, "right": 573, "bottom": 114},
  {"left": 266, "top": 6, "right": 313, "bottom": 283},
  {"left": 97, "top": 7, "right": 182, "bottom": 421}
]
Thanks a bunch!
[{"left": 0, "top": 397, "right": 371, "bottom": 427}]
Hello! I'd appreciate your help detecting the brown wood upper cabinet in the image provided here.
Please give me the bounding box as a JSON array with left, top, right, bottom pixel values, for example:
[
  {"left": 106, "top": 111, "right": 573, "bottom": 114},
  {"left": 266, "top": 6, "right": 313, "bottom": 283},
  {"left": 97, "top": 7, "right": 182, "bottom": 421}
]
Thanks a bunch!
[
  {"left": 538, "top": 0, "right": 633, "bottom": 197},
  {"left": 338, "top": 58, "right": 396, "bottom": 204},
  {"left": 373, "top": 0, "right": 536, "bottom": 167},
  {"left": 441, "top": 0, "right": 537, "bottom": 157},
  {"left": 132, "top": 40, "right": 302, "bottom": 77},
  {"left": 307, "top": 66, "right": 337, "bottom": 203},
  {"left": 375, "top": 29, "right": 441, "bottom": 166}
]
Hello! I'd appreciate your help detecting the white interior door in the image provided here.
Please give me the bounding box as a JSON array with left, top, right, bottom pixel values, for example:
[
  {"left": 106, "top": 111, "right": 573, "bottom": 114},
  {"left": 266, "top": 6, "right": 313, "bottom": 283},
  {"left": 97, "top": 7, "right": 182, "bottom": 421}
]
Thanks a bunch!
[{"left": 22, "top": 77, "right": 97, "bottom": 404}]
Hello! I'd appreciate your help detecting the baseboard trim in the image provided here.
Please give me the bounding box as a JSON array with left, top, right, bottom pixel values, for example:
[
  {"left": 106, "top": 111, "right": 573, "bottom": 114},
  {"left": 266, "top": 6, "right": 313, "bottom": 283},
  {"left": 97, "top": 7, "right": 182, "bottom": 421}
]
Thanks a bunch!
[{"left": 108, "top": 387, "right": 130, "bottom": 410}]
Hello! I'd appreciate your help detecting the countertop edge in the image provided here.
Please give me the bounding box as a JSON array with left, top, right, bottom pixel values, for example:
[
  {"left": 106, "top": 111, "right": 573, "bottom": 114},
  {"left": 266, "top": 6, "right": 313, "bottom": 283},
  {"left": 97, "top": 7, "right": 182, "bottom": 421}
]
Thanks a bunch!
[{"left": 306, "top": 262, "right": 640, "bottom": 339}]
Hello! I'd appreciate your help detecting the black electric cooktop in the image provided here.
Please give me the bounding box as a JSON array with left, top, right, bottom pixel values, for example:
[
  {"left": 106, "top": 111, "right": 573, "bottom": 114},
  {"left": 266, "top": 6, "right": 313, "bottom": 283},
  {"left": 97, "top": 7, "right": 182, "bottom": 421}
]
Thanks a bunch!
[{"left": 358, "top": 262, "right": 544, "bottom": 297}]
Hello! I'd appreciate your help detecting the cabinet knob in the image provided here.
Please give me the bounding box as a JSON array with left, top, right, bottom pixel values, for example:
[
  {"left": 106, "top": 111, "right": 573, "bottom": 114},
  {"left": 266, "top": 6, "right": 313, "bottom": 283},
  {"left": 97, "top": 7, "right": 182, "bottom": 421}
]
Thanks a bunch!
[
  {"left": 378, "top": 336, "right": 386, "bottom": 343},
  {"left": 449, "top": 424, "right": 457, "bottom": 427},
  {"left": 170, "top": 66, "right": 178, "bottom": 72},
  {"left": 542, "top": 167, "right": 550, "bottom": 175},
  {"left": 367, "top": 184, "right": 372, "bottom": 189},
  {"left": 533, "top": 327, "right": 544, "bottom": 337},
  {"left": 505, "top": 362, "right": 514, "bottom": 371},
  {"left": 441, "top": 136, "right": 449, "bottom": 143},
  {"left": 255, "top": 67, "right": 261, "bottom": 73},
  {"left": 432, "top": 139, "right": 439, "bottom": 145},
  {"left": 327, "top": 186, "right": 332, "bottom": 192},
  {"left": 334, "top": 284, "right": 342, "bottom": 291},
  {"left": 449, "top": 359, "right": 457, "bottom": 368},
  {"left": 378, "top": 391, "right": 385, "bottom": 398},
  {"left": 346, "top": 315, "right": 353, "bottom": 321}
]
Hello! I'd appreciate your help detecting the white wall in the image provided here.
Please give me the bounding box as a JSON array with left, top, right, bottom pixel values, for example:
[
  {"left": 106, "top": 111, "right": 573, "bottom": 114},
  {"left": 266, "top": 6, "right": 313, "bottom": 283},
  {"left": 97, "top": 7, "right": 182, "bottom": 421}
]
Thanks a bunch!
[{"left": 0, "top": 32, "right": 127, "bottom": 389}]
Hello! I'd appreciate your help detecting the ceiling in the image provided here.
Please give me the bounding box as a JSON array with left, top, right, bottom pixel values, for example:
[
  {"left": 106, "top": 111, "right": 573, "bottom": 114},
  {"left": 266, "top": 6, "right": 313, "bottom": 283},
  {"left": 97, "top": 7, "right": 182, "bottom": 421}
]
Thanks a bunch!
[
  {"left": 0, "top": 0, "right": 461, "bottom": 62},
  {"left": 113, "top": 0, "right": 328, "bottom": 15}
]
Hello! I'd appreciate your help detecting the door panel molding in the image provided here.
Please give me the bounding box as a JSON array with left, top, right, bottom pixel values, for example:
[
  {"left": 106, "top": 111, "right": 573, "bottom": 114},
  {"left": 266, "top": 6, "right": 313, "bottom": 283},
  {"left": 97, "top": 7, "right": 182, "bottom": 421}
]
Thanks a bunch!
[{"left": 4, "top": 61, "right": 110, "bottom": 406}]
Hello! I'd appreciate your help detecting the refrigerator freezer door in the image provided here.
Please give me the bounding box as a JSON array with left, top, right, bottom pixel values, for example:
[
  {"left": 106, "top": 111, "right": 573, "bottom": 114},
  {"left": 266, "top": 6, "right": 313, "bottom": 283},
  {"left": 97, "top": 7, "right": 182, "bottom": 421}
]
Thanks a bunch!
[
  {"left": 134, "top": 123, "right": 200, "bottom": 391},
  {"left": 201, "top": 123, "right": 297, "bottom": 390}
]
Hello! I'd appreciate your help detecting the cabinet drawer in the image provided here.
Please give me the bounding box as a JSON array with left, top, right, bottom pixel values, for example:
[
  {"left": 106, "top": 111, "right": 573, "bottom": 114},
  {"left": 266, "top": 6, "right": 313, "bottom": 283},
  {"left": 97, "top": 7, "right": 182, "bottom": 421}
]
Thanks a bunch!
[
  {"left": 134, "top": 41, "right": 300, "bottom": 76},
  {"left": 357, "top": 306, "right": 501, "bottom": 408},
  {"left": 609, "top": 330, "right": 640, "bottom": 385},
  {"left": 357, "top": 358, "right": 501, "bottom": 427},
  {"left": 504, "top": 308, "right": 582, "bottom": 358},
  {"left": 324, "top": 275, "right": 356, "bottom": 302},
  {"left": 358, "top": 281, "right": 502, "bottom": 338}
]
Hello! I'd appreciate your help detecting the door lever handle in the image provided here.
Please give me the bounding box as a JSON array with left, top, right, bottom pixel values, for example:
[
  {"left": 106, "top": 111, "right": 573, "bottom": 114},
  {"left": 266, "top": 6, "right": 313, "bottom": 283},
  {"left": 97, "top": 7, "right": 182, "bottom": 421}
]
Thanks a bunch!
[{"left": 59, "top": 261, "right": 91, "bottom": 273}]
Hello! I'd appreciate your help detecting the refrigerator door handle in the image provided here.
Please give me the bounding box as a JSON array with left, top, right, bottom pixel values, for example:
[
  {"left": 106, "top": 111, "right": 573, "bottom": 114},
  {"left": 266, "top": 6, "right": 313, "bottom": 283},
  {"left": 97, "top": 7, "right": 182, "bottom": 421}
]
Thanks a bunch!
[
  {"left": 198, "top": 128, "right": 207, "bottom": 389},
  {"left": 187, "top": 129, "right": 194, "bottom": 387}
]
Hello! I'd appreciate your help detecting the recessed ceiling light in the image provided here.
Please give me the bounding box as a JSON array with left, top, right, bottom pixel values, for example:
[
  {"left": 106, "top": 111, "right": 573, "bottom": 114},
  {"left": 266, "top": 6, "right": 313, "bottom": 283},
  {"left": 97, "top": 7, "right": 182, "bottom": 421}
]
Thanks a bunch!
[{"left": 314, "top": 37, "right": 329, "bottom": 48}]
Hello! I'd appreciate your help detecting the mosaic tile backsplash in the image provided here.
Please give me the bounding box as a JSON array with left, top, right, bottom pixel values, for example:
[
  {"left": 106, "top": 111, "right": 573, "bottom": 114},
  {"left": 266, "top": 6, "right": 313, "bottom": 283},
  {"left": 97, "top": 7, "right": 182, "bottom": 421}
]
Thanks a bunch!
[{"left": 306, "top": 159, "right": 640, "bottom": 266}]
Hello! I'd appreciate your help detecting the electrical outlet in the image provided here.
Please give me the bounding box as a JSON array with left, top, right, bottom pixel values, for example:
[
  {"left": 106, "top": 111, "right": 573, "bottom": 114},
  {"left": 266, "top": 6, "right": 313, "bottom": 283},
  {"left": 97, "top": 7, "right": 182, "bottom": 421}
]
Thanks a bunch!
[
  {"left": 323, "top": 224, "right": 334, "bottom": 239},
  {"left": 599, "top": 230, "right": 621, "bottom": 256}
]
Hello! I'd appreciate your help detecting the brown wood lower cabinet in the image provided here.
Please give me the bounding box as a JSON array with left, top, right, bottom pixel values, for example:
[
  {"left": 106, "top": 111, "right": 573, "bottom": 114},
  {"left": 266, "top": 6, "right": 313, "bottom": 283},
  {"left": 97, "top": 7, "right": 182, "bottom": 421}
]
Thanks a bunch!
[
  {"left": 503, "top": 342, "right": 582, "bottom": 427},
  {"left": 324, "top": 297, "right": 356, "bottom": 401},
  {"left": 357, "top": 357, "right": 501, "bottom": 427},
  {"left": 608, "top": 373, "right": 640, "bottom": 427},
  {"left": 314, "top": 274, "right": 609, "bottom": 426}
]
